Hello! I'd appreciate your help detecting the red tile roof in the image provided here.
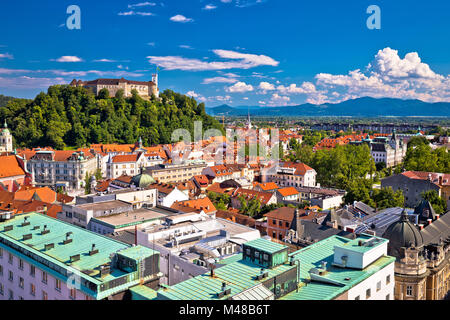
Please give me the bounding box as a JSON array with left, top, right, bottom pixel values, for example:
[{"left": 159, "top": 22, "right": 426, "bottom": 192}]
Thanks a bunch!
[
  {"left": 112, "top": 154, "right": 139, "bottom": 163},
  {"left": 277, "top": 187, "right": 299, "bottom": 197},
  {"left": 281, "top": 162, "right": 314, "bottom": 175},
  {"left": 0, "top": 155, "right": 26, "bottom": 178},
  {"left": 233, "top": 188, "right": 274, "bottom": 205}
]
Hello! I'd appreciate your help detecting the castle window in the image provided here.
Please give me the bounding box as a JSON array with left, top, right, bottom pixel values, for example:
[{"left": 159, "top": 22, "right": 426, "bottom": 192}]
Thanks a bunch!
[{"left": 406, "top": 285, "right": 413, "bottom": 296}]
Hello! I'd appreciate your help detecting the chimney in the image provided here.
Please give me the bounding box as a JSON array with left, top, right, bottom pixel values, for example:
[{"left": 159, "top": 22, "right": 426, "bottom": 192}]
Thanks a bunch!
[
  {"left": 435, "top": 214, "right": 440, "bottom": 220},
  {"left": 427, "top": 218, "right": 432, "bottom": 225},
  {"left": 419, "top": 224, "right": 424, "bottom": 230}
]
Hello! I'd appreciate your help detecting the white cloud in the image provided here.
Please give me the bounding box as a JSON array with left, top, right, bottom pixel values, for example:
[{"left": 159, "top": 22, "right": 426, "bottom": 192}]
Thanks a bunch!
[
  {"left": 203, "top": 4, "right": 217, "bottom": 10},
  {"left": 202, "top": 77, "right": 239, "bottom": 84},
  {"left": 0, "top": 76, "right": 66, "bottom": 89},
  {"left": 52, "top": 56, "right": 83, "bottom": 63},
  {"left": 128, "top": 2, "right": 156, "bottom": 8},
  {"left": 170, "top": 15, "right": 193, "bottom": 23},
  {"left": 268, "top": 93, "right": 290, "bottom": 106},
  {"left": 258, "top": 81, "right": 275, "bottom": 92},
  {"left": 147, "top": 49, "right": 278, "bottom": 71},
  {"left": 118, "top": 11, "right": 154, "bottom": 16},
  {"left": 94, "top": 59, "right": 117, "bottom": 62},
  {"left": 179, "top": 45, "right": 193, "bottom": 49},
  {"left": 147, "top": 42, "right": 156, "bottom": 46},
  {"left": 226, "top": 81, "right": 254, "bottom": 93},
  {"left": 277, "top": 82, "right": 316, "bottom": 94},
  {"left": 0, "top": 53, "right": 13, "bottom": 59},
  {"left": 313, "top": 47, "right": 450, "bottom": 103}
]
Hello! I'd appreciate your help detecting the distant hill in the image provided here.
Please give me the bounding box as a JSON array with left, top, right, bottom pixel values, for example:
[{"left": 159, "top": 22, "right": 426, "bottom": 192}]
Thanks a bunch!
[{"left": 206, "top": 97, "right": 450, "bottom": 117}]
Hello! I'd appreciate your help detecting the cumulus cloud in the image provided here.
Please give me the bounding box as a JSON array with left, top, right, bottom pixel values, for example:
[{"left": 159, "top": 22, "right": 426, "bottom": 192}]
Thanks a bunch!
[
  {"left": 170, "top": 15, "right": 193, "bottom": 23},
  {"left": 258, "top": 81, "right": 275, "bottom": 92},
  {"left": 226, "top": 81, "right": 254, "bottom": 93},
  {"left": 147, "top": 49, "right": 278, "bottom": 71},
  {"left": 271, "top": 48, "right": 450, "bottom": 104},
  {"left": 267, "top": 93, "right": 290, "bottom": 106}
]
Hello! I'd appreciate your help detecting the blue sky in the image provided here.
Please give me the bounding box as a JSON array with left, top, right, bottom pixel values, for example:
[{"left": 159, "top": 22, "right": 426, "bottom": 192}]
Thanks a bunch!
[{"left": 0, "top": 0, "right": 449, "bottom": 106}]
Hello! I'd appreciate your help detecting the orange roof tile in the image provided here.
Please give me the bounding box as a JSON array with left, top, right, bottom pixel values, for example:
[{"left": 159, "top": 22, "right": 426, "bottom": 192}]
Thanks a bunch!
[
  {"left": 0, "top": 155, "right": 26, "bottom": 178},
  {"left": 277, "top": 187, "right": 299, "bottom": 197}
]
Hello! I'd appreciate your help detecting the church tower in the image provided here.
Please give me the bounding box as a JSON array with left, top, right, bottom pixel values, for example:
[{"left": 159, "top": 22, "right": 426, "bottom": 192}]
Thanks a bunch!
[
  {"left": 247, "top": 109, "right": 252, "bottom": 130},
  {"left": 0, "top": 120, "right": 13, "bottom": 153}
]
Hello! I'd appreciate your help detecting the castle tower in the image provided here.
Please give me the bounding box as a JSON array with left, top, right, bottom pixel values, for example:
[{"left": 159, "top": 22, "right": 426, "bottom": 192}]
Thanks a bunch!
[
  {"left": 0, "top": 120, "right": 13, "bottom": 153},
  {"left": 247, "top": 109, "right": 252, "bottom": 130}
]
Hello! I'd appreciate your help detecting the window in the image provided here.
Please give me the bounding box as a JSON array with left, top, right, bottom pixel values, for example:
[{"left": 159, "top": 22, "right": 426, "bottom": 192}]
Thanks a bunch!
[
  {"left": 19, "top": 259, "right": 24, "bottom": 270},
  {"left": 377, "top": 281, "right": 381, "bottom": 292},
  {"left": 8, "top": 253, "right": 13, "bottom": 264},
  {"left": 279, "top": 220, "right": 282, "bottom": 227},
  {"left": 19, "top": 277, "right": 24, "bottom": 289},
  {"left": 386, "top": 275, "right": 391, "bottom": 285},
  {"left": 55, "top": 279, "right": 61, "bottom": 291},
  {"left": 30, "top": 265, "right": 35, "bottom": 277},
  {"left": 272, "top": 231, "right": 276, "bottom": 238},
  {"left": 8, "top": 289, "right": 13, "bottom": 300},
  {"left": 70, "top": 288, "right": 76, "bottom": 299},
  {"left": 0, "top": 247, "right": 2, "bottom": 258},
  {"left": 8, "top": 270, "right": 13, "bottom": 282},
  {"left": 406, "top": 285, "right": 413, "bottom": 296},
  {"left": 285, "top": 222, "right": 289, "bottom": 228},
  {"left": 0, "top": 265, "right": 2, "bottom": 276},
  {"left": 42, "top": 291, "right": 48, "bottom": 300},
  {"left": 0, "top": 283, "right": 3, "bottom": 295},
  {"left": 272, "top": 219, "right": 277, "bottom": 225},
  {"left": 366, "top": 288, "right": 371, "bottom": 299},
  {"left": 354, "top": 295, "right": 360, "bottom": 300},
  {"left": 30, "top": 284, "right": 35, "bottom": 296},
  {"left": 42, "top": 271, "right": 47, "bottom": 284}
]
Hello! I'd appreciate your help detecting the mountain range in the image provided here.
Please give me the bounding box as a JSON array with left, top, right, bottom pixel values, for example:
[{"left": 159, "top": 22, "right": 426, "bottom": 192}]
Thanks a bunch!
[{"left": 206, "top": 97, "right": 450, "bottom": 117}]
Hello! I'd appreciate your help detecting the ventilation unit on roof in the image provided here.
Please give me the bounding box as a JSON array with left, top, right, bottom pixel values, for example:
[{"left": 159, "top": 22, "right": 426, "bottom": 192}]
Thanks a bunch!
[
  {"left": 4, "top": 225, "right": 13, "bottom": 232},
  {"left": 21, "top": 217, "right": 31, "bottom": 227},
  {"left": 63, "top": 232, "right": 73, "bottom": 245},
  {"left": 41, "top": 225, "right": 50, "bottom": 235},
  {"left": 70, "top": 254, "right": 80, "bottom": 262},
  {"left": 89, "top": 244, "right": 99, "bottom": 256},
  {"left": 44, "top": 243, "right": 54, "bottom": 251},
  {"left": 32, "top": 225, "right": 40, "bottom": 230},
  {"left": 23, "top": 233, "right": 32, "bottom": 240}
]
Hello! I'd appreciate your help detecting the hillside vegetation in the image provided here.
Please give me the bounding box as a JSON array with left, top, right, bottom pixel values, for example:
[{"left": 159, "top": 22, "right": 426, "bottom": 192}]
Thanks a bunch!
[{"left": 0, "top": 86, "right": 223, "bottom": 149}]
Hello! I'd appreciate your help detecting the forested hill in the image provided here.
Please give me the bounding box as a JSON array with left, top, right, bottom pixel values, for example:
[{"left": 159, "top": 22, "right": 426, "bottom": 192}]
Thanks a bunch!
[{"left": 0, "top": 85, "right": 224, "bottom": 149}]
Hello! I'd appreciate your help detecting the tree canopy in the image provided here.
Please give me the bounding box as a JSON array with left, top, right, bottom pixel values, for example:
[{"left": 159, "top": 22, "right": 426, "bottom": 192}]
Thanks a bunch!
[{"left": 0, "top": 85, "right": 224, "bottom": 149}]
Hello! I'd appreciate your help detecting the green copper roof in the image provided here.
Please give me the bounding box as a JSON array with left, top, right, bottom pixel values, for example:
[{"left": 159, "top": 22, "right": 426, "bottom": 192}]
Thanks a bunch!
[
  {"left": 280, "top": 235, "right": 395, "bottom": 300},
  {"left": 243, "top": 238, "right": 287, "bottom": 254},
  {"left": 0, "top": 212, "right": 159, "bottom": 299},
  {"left": 130, "top": 285, "right": 158, "bottom": 300},
  {"left": 156, "top": 258, "right": 296, "bottom": 300}
]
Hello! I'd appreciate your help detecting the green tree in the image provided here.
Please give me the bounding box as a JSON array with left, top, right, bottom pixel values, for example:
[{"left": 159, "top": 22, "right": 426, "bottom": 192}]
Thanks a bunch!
[{"left": 421, "top": 190, "right": 446, "bottom": 214}]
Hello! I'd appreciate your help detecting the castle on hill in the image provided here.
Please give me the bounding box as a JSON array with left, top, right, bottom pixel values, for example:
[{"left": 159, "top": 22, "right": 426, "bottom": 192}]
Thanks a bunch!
[{"left": 70, "top": 74, "right": 159, "bottom": 98}]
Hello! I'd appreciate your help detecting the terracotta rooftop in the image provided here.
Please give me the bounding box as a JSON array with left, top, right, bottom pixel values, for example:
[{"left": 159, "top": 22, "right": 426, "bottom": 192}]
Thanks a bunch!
[
  {"left": 277, "top": 187, "right": 300, "bottom": 197},
  {"left": 0, "top": 155, "right": 26, "bottom": 178}
]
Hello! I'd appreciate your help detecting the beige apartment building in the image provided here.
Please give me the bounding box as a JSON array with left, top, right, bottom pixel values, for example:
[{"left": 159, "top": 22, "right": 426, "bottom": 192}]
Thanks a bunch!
[{"left": 145, "top": 163, "right": 207, "bottom": 184}]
